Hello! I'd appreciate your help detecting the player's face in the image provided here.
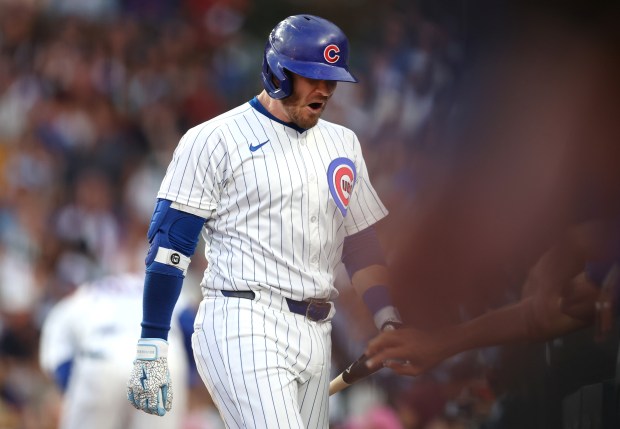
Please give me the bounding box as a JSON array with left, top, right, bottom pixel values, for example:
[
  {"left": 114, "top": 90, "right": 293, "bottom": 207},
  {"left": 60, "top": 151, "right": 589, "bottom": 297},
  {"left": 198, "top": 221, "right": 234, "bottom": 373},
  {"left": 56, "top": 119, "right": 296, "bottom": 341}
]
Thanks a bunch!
[{"left": 281, "top": 74, "right": 337, "bottom": 128}]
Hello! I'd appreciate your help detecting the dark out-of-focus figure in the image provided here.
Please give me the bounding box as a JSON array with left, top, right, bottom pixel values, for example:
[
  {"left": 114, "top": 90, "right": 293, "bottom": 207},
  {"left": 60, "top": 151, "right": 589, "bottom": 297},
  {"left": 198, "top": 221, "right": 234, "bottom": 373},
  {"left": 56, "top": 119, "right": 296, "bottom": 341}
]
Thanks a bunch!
[{"left": 369, "top": 1, "right": 620, "bottom": 428}]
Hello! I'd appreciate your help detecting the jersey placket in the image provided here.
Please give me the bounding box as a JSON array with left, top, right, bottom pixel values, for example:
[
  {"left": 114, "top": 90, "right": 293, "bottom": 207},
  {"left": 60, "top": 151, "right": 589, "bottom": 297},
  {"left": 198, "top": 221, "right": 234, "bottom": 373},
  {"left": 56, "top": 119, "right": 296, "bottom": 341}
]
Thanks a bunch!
[{"left": 298, "top": 135, "right": 321, "bottom": 274}]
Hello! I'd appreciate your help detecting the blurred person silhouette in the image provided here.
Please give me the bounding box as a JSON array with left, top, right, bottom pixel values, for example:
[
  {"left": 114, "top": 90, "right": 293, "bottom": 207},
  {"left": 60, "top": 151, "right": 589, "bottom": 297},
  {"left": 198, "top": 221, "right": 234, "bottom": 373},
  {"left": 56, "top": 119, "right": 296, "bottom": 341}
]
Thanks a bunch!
[
  {"left": 39, "top": 270, "right": 196, "bottom": 429},
  {"left": 367, "top": 220, "right": 620, "bottom": 426},
  {"left": 40, "top": 201, "right": 204, "bottom": 429},
  {"left": 365, "top": 2, "right": 620, "bottom": 428},
  {"left": 366, "top": 220, "right": 620, "bottom": 371}
]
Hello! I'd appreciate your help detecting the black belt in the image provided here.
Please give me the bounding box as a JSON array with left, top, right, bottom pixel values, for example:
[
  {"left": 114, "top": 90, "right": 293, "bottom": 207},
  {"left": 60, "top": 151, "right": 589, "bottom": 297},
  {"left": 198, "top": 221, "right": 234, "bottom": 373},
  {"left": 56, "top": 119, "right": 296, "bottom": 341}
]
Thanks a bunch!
[{"left": 221, "top": 290, "right": 332, "bottom": 322}]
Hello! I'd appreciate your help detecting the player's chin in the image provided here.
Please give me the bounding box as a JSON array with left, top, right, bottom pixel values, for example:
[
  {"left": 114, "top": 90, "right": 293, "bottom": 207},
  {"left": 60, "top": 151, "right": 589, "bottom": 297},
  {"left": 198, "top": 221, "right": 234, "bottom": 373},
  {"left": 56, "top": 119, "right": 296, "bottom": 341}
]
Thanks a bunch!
[
  {"left": 302, "top": 105, "right": 324, "bottom": 124},
  {"left": 297, "top": 112, "right": 321, "bottom": 128}
]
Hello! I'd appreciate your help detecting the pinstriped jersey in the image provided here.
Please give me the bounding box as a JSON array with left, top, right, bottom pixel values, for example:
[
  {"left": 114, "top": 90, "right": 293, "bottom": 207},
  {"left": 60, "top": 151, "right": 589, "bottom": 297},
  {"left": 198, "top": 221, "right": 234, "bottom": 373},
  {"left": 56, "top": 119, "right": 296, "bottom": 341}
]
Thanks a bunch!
[{"left": 158, "top": 98, "right": 388, "bottom": 301}]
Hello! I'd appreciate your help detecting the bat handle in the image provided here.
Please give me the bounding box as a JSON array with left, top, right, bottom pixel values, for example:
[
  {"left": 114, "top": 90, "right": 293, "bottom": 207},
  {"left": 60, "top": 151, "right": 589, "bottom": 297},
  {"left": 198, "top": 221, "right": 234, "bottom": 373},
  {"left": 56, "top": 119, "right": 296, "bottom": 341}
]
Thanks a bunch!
[
  {"left": 329, "top": 373, "right": 348, "bottom": 396},
  {"left": 341, "top": 353, "right": 370, "bottom": 384}
]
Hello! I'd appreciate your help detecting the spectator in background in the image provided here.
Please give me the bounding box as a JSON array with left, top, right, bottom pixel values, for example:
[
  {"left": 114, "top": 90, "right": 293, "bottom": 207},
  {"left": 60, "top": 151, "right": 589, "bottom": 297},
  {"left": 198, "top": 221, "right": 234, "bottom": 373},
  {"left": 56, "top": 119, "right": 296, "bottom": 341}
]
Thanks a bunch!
[{"left": 39, "top": 271, "right": 196, "bottom": 429}]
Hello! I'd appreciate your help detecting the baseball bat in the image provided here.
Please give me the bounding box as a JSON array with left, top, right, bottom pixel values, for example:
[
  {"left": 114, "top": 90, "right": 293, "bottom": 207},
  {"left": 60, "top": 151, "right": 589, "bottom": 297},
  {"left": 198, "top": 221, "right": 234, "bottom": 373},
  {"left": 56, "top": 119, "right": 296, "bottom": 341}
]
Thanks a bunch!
[{"left": 329, "top": 353, "right": 379, "bottom": 396}]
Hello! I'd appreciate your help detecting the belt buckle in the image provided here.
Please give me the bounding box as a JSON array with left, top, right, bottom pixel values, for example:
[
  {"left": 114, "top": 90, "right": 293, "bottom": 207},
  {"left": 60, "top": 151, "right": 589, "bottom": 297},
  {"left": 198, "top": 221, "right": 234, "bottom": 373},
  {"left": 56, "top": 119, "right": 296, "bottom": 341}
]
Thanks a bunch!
[{"left": 305, "top": 299, "right": 331, "bottom": 322}]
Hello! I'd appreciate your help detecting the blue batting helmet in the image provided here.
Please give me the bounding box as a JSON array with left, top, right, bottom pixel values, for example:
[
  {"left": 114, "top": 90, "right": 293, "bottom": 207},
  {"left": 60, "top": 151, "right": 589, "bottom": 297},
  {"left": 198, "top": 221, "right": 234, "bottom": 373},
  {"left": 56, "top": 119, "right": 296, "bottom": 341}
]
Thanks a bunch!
[{"left": 261, "top": 15, "right": 358, "bottom": 99}]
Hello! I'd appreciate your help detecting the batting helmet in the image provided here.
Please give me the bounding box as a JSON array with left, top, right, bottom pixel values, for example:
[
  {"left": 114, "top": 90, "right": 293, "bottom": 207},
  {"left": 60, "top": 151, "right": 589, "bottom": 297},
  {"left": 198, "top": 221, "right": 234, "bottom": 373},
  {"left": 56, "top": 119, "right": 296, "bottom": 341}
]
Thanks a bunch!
[{"left": 261, "top": 15, "right": 358, "bottom": 99}]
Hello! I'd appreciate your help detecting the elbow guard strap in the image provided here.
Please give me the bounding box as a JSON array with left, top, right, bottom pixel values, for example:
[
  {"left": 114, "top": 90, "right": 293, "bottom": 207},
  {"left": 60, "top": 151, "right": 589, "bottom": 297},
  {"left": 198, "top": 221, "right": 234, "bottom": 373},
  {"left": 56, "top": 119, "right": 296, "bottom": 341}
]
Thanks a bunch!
[{"left": 154, "top": 247, "right": 191, "bottom": 275}]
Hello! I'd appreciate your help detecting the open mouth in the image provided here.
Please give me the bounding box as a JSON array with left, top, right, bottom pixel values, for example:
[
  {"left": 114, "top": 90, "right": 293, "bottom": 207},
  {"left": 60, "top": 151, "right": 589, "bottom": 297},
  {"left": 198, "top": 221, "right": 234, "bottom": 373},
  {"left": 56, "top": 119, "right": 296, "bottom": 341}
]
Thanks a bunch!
[{"left": 307, "top": 102, "right": 324, "bottom": 112}]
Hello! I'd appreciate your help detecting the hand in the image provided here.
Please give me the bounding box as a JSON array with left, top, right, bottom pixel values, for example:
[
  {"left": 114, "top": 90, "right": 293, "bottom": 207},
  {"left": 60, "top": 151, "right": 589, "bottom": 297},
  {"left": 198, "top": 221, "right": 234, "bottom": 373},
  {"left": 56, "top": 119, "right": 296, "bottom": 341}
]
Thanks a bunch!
[
  {"left": 127, "top": 338, "right": 173, "bottom": 416},
  {"left": 365, "top": 327, "right": 450, "bottom": 377}
]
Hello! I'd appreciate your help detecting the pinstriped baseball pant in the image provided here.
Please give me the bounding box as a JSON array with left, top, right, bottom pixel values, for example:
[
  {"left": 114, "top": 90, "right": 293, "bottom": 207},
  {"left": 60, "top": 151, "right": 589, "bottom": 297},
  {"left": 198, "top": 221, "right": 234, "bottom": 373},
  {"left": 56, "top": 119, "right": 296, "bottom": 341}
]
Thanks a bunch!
[{"left": 192, "top": 294, "right": 332, "bottom": 428}]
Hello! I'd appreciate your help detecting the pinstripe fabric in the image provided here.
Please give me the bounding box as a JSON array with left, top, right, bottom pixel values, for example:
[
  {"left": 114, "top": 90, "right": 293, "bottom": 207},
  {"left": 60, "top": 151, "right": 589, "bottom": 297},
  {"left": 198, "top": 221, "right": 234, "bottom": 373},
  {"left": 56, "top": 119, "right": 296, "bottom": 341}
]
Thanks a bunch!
[
  {"left": 161, "top": 99, "right": 387, "bottom": 427},
  {"left": 192, "top": 294, "right": 331, "bottom": 429},
  {"left": 158, "top": 100, "right": 388, "bottom": 302}
]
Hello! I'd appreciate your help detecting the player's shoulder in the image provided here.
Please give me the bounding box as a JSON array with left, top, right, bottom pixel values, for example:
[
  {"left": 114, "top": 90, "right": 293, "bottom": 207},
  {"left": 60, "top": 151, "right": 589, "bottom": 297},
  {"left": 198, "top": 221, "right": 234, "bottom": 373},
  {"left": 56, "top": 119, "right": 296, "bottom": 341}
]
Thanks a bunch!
[
  {"left": 317, "top": 118, "right": 357, "bottom": 138},
  {"left": 315, "top": 118, "right": 360, "bottom": 150},
  {"left": 316, "top": 117, "right": 353, "bottom": 133},
  {"left": 42, "top": 289, "right": 82, "bottom": 326},
  {"left": 184, "top": 102, "right": 254, "bottom": 141}
]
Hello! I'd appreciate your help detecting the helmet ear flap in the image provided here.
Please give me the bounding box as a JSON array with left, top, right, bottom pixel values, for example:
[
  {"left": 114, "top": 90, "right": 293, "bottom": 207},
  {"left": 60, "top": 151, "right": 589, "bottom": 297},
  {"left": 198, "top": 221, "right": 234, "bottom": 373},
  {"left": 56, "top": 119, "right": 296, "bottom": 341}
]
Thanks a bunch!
[
  {"left": 277, "top": 70, "right": 292, "bottom": 98},
  {"left": 261, "top": 48, "right": 292, "bottom": 99}
]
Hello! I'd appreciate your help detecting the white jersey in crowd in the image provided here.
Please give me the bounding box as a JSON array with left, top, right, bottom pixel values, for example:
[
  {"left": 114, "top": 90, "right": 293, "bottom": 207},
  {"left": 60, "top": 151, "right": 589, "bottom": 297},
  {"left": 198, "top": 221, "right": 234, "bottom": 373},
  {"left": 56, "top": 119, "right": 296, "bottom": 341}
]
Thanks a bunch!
[
  {"left": 39, "top": 273, "right": 190, "bottom": 429},
  {"left": 158, "top": 100, "right": 388, "bottom": 302}
]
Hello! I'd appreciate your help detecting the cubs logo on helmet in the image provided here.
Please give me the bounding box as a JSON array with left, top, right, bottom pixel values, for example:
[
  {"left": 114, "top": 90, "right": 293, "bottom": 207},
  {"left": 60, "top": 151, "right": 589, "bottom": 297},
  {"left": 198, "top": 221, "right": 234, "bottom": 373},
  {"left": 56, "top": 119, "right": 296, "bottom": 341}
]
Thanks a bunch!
[
  {"left": 324, "top": 45, "right": 340, "bottom": 63},
  {"left": 327, "top": 158, "right": 356, "bottom": 216}
]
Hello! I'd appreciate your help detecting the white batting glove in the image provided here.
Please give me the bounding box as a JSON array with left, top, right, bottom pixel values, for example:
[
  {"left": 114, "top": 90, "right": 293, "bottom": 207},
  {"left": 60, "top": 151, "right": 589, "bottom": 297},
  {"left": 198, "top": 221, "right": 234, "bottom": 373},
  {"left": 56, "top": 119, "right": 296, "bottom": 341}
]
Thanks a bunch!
[
  {"left": 127, "top": 338, "right": 173, "bottom": 416},
  {"left": 375, "top": 306, "right": 403, "bottom": 331}
]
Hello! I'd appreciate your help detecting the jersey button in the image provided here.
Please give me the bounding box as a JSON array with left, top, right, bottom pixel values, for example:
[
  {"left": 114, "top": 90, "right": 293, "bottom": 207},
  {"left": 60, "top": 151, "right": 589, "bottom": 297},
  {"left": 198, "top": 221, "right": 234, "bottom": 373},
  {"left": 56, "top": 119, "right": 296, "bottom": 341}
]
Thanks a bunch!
[
  {"left": 311, "top": 256, "right": 318, "bottom": 264},
  {"left": 310, "top": 216, "right": 317, "bottom": 223},
  {"left": 309, "top": 175, "right": 316, "bottom": 182}
]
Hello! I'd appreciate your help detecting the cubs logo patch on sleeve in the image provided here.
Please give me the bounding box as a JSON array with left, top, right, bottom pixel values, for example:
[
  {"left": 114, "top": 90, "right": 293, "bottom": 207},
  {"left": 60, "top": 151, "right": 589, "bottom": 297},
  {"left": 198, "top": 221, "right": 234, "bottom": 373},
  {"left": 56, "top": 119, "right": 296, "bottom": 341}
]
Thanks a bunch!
[{"left": 327, "top": 157, "right": 356, "bottom": 216}]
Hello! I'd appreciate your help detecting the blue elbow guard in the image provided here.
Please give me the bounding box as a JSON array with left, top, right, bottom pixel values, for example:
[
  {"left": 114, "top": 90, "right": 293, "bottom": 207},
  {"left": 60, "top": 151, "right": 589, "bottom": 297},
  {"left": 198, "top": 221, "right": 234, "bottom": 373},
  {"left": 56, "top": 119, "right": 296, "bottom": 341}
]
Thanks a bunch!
[{"left": 145, "top": 199, "right": 205, "bottom": 277}]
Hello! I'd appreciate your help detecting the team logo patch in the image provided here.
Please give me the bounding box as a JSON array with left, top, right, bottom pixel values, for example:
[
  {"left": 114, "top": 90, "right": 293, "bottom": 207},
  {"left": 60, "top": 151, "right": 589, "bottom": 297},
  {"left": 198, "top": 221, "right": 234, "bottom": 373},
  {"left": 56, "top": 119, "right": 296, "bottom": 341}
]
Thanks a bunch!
[
  {"left": 327, "top": 158, "right": 356, "bottom": 217},
  {"left": 324, "top": 44, "right": 340, "bottom": 64}
]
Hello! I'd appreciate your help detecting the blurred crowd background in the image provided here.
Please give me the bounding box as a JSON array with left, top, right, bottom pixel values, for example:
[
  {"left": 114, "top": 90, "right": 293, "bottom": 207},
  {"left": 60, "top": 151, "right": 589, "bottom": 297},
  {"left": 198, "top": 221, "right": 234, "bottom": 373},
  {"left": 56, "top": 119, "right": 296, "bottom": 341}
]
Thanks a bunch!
[{"left": 1, "top": 0, "right": 619, "bottom": 428}]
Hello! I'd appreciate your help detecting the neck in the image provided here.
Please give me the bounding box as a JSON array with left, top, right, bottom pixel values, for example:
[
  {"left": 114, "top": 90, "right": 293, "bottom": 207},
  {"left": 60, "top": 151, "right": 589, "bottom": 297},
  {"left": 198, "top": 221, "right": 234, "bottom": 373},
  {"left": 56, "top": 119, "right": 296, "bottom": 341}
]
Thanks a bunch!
[{"left": 257, "top": 90, "right": 290, "bottom": 123}]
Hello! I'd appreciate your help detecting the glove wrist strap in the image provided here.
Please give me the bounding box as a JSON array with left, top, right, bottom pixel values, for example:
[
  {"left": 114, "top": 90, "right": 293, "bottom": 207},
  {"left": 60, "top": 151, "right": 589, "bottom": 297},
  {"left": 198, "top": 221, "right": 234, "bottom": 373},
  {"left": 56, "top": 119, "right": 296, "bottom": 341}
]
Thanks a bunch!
[
  {"left": 136, "top": 338, "right": 169, "bottom": 360},
  {"left": 375, "top": 305, "right": 403, "bottom": 331},
  {"left": 361, "top": 284, "right": 403, "bottom": 330}
]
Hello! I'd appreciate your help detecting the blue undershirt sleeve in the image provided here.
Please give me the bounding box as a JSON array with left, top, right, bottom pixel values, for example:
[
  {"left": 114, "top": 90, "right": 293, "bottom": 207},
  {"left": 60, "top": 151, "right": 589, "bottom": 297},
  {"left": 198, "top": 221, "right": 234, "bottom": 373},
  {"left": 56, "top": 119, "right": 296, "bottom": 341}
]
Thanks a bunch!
[{"left": 141, "top": 272, "right": 184, "bottom": 340}]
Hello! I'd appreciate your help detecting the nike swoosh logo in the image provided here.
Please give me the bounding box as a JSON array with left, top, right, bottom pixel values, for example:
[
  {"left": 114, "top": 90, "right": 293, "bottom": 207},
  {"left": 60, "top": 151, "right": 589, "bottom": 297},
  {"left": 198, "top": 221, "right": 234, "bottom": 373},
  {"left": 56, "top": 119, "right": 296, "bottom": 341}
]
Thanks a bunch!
[{"left": 249, "top": 140, "right": 270, "bottom": 152}]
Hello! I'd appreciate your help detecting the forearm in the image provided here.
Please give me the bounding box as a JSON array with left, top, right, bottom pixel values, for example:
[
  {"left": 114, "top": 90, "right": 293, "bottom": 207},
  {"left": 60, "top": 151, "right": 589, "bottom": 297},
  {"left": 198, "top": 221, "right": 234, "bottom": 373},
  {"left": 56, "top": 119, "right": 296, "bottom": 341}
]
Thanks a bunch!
[
  {"left": 141, "top": 199, "right": 205, "bottom": 339},
  {"left": 351, "top": 264, "right": 402, "bottom": 329},
  {"left": 342, "top": 225, "right": 388, "bottom": 295},
  {"left": 343, "top": 226, "right": 401, "bottom": 330},
  {"left": 442, "top": 294, "right": 589, "bottom": 358},
  {"left": 350, "top": 264, "right": 390, "bottom": 296},
  {"left": 141, "top": 271, "right": 184, "bottom": 339},
  {"left": 438, "top": 299, "right": 533, "bottom": 358}
]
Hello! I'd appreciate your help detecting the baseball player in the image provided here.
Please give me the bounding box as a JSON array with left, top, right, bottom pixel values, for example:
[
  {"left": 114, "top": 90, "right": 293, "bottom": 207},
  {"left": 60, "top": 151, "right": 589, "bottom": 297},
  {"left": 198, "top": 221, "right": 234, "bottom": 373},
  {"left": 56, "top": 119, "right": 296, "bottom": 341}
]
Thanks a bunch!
[
  {"left": 127, "top": 15, "right": 402, "bottom": 428},
  {"left": 40, "top": 272, "right": 192, "bottom": 429}
]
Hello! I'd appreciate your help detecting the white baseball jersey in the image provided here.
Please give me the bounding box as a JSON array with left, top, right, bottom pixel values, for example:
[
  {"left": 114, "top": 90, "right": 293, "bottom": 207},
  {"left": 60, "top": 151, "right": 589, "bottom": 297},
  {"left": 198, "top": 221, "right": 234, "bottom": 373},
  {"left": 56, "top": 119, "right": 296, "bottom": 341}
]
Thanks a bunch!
[
  {"left": 39, "top": 273, "right": 190, "bottom": 429},
  {"left": 158, "top": 98, "right": 387, "bottom": 428},
  {"left": 158, "top": 99, "right": 388, "bottom": 301}
]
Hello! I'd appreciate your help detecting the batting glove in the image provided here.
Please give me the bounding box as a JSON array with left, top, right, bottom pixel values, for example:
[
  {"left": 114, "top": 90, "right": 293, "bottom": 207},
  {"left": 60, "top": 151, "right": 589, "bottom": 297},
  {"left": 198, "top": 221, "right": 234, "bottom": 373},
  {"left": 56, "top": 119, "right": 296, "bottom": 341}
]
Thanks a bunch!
[
  {"left": 127, "top": 338, "right": 173, "bottom": 416},
  {"left": 375, "top": 306, "right": 403, "bottom": 331},
  {"left": 381, "top": 320, "right": 403, "bottom": 331}
]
